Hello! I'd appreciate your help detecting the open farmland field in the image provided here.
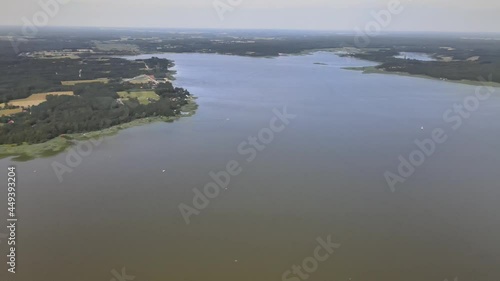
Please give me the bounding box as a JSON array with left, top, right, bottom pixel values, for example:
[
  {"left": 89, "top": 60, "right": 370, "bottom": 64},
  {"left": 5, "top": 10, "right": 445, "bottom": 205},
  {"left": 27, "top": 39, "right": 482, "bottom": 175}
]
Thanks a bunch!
[
  {"left": 61, "top": 78, "right": 110, "bottom": 86},
  {"left": 0, "top": 108, "right": 23, "bottom": 116},
  {"left": 117, "top": 90, "right": 160, "bottom": 105},
  {"left": 93, "top": 41, "right": 140, "bottom": 52},
  {"left": 0, "top": 91, "right": 74, "bottom": 108},
  {"left": 125, "top": 74, "right": 155, "bottom": 84}
]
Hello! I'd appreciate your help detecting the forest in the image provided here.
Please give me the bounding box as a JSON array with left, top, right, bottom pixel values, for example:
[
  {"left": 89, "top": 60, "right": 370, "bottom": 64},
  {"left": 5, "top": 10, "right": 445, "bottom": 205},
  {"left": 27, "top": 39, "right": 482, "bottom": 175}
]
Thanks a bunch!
[
  {"left": 0, "top": 81, "right": 191, "bottom": 144},
  {"left": 0, "top": 46, "right": 191, "bottom": 145},
  {"left": 2, "top": 28, "right": 500, "bottom": 82}
]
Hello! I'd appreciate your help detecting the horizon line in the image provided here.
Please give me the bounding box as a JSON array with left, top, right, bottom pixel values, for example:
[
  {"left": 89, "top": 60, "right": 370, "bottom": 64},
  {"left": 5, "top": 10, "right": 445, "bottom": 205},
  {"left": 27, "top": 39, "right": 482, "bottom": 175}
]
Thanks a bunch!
[{"left": 1, "top": 25, "right": 500, "bottom": 36}]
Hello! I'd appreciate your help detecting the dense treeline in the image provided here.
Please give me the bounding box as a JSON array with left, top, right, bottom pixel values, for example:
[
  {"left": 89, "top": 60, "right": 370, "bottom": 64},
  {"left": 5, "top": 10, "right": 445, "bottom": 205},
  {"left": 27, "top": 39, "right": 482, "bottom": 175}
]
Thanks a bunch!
[
  {"left": 0, "top": 41, "right": 189, "bottom": 144},
  {"left": 378, "top": 60, "right": 500, "bottom": 82},
  {"left": 349, "top": 46, "right": 500, "bottom": 83},
  {"left": 0, "top": 48, "right": 170, "bottom": 103},
  {"left": 0, "top": 82, "right": 191, "bottom": 144},
  {"left": 2, "top": 28, "right": 500, "bottom": 83}
]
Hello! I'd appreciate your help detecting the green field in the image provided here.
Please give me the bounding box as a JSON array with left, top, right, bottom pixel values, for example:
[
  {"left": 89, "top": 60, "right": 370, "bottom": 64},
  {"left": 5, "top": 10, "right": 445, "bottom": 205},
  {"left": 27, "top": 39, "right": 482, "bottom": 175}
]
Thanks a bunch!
[
  {"left": 117, "top": 90, "right": 160, "bottom": 105},
  {"left": 61, "top": 78, "right": 110, "bottom": 86}
]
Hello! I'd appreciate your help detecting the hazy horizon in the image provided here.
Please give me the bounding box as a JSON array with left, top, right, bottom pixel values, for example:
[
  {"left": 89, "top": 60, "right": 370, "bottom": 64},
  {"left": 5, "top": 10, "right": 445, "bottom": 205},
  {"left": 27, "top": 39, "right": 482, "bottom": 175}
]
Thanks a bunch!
[
  {"left": 3, "top": 25, "right": 500, "bottom": 36},
  {"left": 1, "top": 0, "right": 500, "bottom": 33}
]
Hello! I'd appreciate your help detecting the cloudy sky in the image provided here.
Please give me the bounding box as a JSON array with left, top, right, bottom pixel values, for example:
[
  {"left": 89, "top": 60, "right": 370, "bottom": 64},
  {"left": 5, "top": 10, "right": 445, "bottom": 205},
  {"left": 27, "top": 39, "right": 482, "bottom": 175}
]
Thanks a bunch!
[{"left": 1, "top": 0, "right": 499, "bottom": 32}]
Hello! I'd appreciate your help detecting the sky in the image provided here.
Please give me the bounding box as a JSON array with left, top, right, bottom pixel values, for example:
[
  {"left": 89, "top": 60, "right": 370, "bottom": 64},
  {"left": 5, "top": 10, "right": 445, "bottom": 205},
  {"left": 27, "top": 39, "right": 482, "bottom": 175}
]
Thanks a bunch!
[{"left": 1, "top": 0, "right": 500, "bottom": 33}]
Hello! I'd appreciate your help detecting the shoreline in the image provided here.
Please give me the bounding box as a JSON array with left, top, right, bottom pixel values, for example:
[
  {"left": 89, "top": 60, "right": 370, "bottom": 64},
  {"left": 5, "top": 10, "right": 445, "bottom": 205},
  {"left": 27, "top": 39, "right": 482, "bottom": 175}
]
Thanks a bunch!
[
  {"left": 3, "top": 51, "right": 496, "bottom": 161},
  {"left": 0, "top": 100, "right": 198, "bottom": 161},
  {"left": 276, "top": 48, "right": 500, "bottom": 88},
  {"left": 343, "top": 66, "right": 500, "bottom": 88},
  {"left": 124, "top": 49, "right": 497, "bottom": 88}
]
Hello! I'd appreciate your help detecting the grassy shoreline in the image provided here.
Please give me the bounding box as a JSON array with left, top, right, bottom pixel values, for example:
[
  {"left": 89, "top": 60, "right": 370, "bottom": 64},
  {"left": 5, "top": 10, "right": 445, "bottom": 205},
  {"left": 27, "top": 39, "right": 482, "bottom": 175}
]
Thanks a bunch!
[
  {"left": 343, "top": 66, "right": 500, "bottom": 88},
  {"left": 0, "top": 100, "right": 198, "bottom": 161}
]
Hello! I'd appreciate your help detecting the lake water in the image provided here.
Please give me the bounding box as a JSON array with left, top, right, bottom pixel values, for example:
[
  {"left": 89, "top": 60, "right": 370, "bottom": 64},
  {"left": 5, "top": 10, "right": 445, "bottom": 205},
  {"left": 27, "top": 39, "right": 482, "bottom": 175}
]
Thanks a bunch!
[{"left": 1, "top": 52, "right": 500, "bottom": 281}]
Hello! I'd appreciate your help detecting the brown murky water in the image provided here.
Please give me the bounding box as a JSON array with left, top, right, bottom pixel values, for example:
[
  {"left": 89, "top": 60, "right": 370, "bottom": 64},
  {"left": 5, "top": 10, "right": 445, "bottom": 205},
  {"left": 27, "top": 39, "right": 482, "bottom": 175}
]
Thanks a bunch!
[{"left": 1, "top": 52, "right": 500, "bottom": 281}]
